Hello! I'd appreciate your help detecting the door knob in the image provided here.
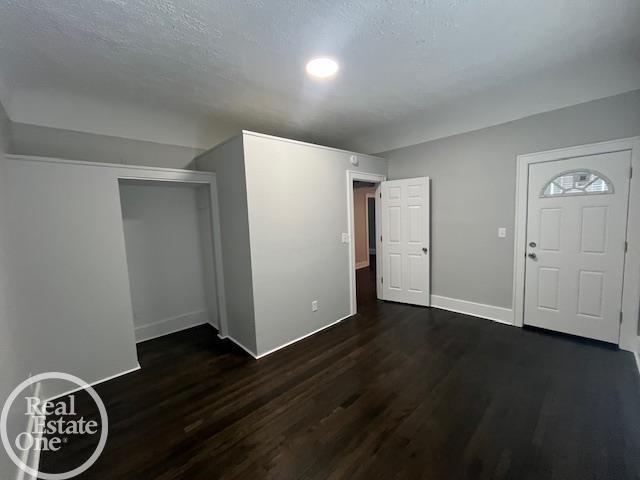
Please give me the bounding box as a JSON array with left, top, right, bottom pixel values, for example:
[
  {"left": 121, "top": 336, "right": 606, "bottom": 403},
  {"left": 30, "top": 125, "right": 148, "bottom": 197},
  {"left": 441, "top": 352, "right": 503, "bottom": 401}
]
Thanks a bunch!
[
  {"left": 422, "top": 247, "right": 428, "bottom": 253},
  {"left": 527, "top": 252, "right": 537, "bottom": 260}
]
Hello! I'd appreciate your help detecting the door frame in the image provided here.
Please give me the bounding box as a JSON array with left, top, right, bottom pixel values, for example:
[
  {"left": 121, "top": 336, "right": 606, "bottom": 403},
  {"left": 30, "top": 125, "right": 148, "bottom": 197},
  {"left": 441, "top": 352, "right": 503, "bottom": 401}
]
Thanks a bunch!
[
  {"left": 513, "top": 136, "right": 640, "bottom": 351},
  {"left": 347, "top": 171, "right": 387, "bottom": 316},
  {"left": 115, "top": 169, "right": 229, "bottom": 339}
]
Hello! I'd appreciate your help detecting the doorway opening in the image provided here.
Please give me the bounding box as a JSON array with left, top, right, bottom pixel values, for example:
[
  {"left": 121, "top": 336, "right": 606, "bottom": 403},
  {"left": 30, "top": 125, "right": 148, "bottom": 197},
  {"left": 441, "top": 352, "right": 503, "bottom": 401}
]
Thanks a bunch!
[
  {"left": 347, "top": 171, "right": 386, "bottom": 315},
  {"left": 347, "top": 172, "right": 431, "bottom": 314},
  {"left": 353, "top": 181, "right": 378, "bottom": 308}
]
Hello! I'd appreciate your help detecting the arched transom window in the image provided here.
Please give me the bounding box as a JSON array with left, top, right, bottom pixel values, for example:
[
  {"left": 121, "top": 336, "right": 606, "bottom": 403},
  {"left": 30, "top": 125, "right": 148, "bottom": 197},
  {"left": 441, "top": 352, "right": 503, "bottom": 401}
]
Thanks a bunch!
[{"left": 540, "top": 169, "right": 613, "bottom": 198}]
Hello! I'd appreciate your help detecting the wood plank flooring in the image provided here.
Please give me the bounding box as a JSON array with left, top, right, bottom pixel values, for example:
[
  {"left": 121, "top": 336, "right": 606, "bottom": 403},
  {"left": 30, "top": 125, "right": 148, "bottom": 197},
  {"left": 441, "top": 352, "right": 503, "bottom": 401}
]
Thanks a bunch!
[{"left": 41, "top": 266, "right": 640, "bottom": 479}]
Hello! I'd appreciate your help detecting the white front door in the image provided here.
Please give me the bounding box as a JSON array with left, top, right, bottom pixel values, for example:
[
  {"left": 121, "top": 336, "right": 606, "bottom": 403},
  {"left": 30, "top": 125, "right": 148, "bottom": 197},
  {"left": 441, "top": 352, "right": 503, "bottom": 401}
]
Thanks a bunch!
[
  {"left": 524, "top": 151, "right": 631, "bottom": 343},
  {"left": 380, "top": 177, "right": 430, "bottom": 306}
]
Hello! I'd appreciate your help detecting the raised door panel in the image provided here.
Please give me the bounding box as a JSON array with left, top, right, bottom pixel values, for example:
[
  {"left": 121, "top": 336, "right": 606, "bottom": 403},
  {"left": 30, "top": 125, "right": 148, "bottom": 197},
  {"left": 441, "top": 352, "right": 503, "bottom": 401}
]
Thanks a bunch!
[{"left": 580, "top": 206, "right": 608, "bottom": 254}]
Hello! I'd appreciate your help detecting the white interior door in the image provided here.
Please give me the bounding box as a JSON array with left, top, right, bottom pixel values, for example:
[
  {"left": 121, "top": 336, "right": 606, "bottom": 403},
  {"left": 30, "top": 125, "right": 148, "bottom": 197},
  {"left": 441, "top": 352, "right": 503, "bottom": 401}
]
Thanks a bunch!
[
  {"left": 380, "top": 177, "right": 430, "bottom": 306},
  {"left": 524, "top": 151, "right": 631, "bottom": 343}
]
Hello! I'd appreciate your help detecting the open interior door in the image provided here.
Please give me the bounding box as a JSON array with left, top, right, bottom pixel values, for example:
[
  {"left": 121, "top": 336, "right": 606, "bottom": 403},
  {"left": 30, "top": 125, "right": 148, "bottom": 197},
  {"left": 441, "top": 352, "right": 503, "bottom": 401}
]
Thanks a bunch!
[{"left": 379, "top": 177, "right": 430, "bottom": 306}]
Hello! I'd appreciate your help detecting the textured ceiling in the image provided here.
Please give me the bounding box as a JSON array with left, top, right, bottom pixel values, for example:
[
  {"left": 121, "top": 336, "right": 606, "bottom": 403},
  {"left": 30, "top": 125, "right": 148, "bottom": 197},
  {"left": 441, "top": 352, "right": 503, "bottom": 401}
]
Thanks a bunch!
[{"left": 0, "top": 0, "right": 639, "bottom": 149}]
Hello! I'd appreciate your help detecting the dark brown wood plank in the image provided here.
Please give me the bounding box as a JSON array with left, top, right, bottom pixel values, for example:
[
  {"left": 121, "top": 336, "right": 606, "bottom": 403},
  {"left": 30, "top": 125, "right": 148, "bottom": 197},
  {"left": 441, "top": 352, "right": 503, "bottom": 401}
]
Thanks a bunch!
[{"left": 40, "top": 266, "right": 640, "bottom": 479}]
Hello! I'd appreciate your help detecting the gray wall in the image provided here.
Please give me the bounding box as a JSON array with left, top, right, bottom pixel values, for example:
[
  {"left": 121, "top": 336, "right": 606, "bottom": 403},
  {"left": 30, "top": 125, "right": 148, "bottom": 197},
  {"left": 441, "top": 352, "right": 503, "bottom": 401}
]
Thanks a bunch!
[
  {"left": 196, "top": 136, "right": 258, "bottom": 353},
  {"left": 11, "top": 122, "right": 206, "bottom": 169},
  {"left": 385, "top": 89, "right": 640, "bottom": 309},
  {"left": 243, "top": 133, "right": 387, "bottom": 355}
]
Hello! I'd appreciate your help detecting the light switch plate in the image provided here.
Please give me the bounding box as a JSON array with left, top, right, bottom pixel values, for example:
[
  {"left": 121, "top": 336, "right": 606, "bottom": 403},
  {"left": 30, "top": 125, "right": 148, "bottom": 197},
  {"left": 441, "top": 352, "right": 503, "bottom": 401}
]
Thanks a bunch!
[
  {"left": 498, "top": 227, "right": 507, "bottom": 238},
  {"left": 311, "top": 300, "right": 318, "bottom": 312}
]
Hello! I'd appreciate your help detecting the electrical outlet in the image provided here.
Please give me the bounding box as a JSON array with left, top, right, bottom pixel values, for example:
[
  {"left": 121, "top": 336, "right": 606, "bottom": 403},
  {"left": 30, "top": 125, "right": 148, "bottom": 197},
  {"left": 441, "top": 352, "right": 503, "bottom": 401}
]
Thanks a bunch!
[
  {"left": 341, "top": 233, "right": 350, "bottom": 243},
  {"left": 498, "top": 227, "right": 507, "bottom": 238},
  {"left": 311, "top": 300, "right": 318, "bottom": 312}
]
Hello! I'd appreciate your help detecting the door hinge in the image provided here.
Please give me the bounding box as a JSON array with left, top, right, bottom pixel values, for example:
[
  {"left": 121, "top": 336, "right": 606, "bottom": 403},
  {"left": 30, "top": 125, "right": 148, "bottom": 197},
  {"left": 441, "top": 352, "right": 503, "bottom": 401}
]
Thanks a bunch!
[
  {"left": 379, "top": 192, "right": 382, "bottom": 198},
  {"left": 624, "top": 240, "right": 628, "bottom": 253},
  {"left": 630, "top": 166, "right": 633, "bottom": 179},
  {"left": 620, "top": 311, "right": 623, "bottom": 324},
  {"left": 381, "top": 277, "right": 383, "bottom": 284}
]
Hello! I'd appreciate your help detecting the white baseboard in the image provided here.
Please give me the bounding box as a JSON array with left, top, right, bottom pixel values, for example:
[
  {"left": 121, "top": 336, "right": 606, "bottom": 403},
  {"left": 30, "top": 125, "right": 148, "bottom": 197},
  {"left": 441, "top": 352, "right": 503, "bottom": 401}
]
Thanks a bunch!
[
  {"left": 431, "top": 295, "right": 514, "bottom": 325},
  {"left": 47, "top": 365, "right": 141, "bottom": 402},
  {"left": 355, "top": 260, "right": 369, "bottom": 269},
  {"left": 635, "top": 338, "right": 640, "bottom": 377},
  {"left": 135, "top": 309, "right": 209, "bottom": 343},
  {"left": 220, "top": 314, "right": 353, "bottom": 360},
  {"left": 16, "top": 382, "right": 42, "bottom": 480},
  {"left": 218, "top": 334, "right": 258, "bottom": 358},
  {"left": 257, "top": 314, "right": 352, "bottom": 359},
  {"left": 24, "top": 443, "right": 41, "bottom": 480}
]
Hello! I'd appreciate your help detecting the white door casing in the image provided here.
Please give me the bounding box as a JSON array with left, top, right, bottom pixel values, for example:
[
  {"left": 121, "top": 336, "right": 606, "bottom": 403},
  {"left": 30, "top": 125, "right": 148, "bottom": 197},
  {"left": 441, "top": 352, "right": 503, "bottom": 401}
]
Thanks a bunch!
[
  {"left": 381, "top": 177, "right": 430, "bottom": 306},
  {"left": 524, "top": 151, "right": 631, "bottom": 343},
  {"left": 347, "top": 171, "right": 387, "bottom": 315}
]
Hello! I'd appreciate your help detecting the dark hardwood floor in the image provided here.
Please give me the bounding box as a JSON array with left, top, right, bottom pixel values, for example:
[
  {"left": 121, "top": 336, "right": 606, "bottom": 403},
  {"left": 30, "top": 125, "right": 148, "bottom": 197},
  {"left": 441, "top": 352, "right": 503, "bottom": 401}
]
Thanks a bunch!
[{"left": 41, "top": 262, "right": 640, "bottom": 479}]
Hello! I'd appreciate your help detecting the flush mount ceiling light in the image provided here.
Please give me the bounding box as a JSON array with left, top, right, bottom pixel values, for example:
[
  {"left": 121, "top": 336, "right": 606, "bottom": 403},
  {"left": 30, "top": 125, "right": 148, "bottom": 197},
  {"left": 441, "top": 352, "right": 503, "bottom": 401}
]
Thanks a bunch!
[{"left": 305, "top": 57, "right": 339, "bottom": 79}]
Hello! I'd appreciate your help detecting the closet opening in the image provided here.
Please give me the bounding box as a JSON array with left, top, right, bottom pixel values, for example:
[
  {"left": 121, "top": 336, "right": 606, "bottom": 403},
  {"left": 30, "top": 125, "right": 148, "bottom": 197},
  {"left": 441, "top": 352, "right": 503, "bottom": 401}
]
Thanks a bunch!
[{"left": 118, "top": 179, "right": 221, "bottom": 345}]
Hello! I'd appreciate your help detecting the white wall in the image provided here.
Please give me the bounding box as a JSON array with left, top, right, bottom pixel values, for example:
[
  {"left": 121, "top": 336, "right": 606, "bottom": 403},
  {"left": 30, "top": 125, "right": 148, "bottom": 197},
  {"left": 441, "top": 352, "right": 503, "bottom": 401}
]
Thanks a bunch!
[
  {"left": 242, "top": 133, "right": 387, "bottom": 356},
  {"left": 0, "top": 157, "right": 141, "bottom": 401},
  {"left": 11, "top": 122, "right": 205, "bottom": 169},
  {"left": 0, "top": 99, "right": 28, "bottom": 480},
  {"left": 384, "top": 89, "right": 640, "bottom": 311},
  {"left": 196, "top": 136, "right": 257, "bottom": 353},
  {"left": 119, "top": 182, "right": 215, "bottom": 342},
  {"left": 196, "top": 186, "right": 220, "bottom": 330}
]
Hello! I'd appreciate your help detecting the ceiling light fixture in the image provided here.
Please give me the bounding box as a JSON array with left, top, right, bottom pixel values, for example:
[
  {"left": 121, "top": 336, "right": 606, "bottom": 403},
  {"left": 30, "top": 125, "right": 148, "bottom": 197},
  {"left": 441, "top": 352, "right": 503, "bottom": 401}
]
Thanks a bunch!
[{"left": 306, "top": 57, "right": 339, "bottom": 79}]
